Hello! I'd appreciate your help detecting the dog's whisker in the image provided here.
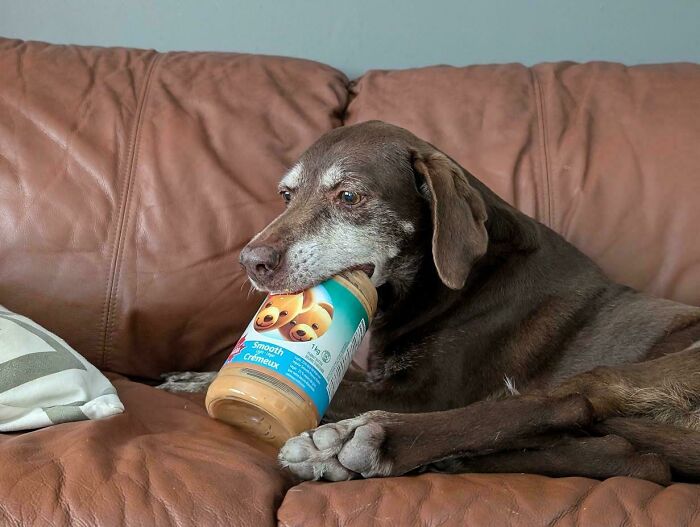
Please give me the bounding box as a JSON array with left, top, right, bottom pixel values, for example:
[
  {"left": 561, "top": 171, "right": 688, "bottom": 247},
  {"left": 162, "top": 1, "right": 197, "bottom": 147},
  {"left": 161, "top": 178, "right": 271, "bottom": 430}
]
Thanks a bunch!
[{"left": 246, "top": 284, "right": 256, "bottom": 300}]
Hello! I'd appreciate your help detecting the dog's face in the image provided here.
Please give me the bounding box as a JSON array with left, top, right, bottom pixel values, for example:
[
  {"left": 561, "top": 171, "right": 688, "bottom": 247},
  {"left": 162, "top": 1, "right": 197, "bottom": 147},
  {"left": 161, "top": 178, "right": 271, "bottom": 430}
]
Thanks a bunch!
[{"left": 240, "top": 121, "right": 489, "bottom": 298}]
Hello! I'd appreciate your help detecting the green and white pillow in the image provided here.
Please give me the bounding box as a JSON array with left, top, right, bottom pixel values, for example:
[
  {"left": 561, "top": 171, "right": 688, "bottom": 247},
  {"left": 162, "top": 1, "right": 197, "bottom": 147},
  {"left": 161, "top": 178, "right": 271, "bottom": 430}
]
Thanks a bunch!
[{"left": 0, "top": 305, "right": 124, "bottom": 432}]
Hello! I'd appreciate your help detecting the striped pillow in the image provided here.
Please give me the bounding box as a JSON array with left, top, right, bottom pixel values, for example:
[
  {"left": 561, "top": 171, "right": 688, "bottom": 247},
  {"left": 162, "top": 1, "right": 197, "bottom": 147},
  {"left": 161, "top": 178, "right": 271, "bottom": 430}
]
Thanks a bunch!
[{"left": 0, "top": 306, "right": 124, "bottom": 432}]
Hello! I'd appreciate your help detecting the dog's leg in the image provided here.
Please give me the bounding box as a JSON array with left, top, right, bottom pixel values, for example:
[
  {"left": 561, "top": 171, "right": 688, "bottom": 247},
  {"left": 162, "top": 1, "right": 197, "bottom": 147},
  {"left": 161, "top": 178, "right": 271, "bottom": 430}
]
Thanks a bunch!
[
  {"left": 547, "top": 343, "right": 700, "bottom": 428},
  {"left": 431, "top": 435, "right": 671, "bottom": 485},
  {"left": 596, "top": 417, "right": 700, "bottom": 482},
  {"left": 279, "top": 394, "right": 593, "bottom": 481},
  {"left": 323, "top": 378, "right": 408, "bottom": 422},
  {"left": 324, "top": 366, "right": 466, "bottom": 422}
]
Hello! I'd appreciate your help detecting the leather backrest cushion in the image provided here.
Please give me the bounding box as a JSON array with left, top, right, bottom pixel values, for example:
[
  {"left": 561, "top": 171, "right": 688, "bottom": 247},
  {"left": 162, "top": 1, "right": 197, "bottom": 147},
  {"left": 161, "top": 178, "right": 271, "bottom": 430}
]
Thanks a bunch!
[
  {"left": 0, "top": 38, "right": 348, "bottom": 377},
  {"left": 535, "top": 62, "right": 700, "bottom": 305},
  {"left": 346, "top": 62, "right": 700, "bottom": 306},
  {"left": 3, "top": 38, "right": 699, "bottom": 378}
]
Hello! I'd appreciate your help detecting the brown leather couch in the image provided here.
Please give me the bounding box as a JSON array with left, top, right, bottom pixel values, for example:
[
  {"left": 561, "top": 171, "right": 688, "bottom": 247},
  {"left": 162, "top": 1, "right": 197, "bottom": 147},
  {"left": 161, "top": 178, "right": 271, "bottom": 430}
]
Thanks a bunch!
[{"left": 2, "top": 36, "right": 700, "bottom": 526}]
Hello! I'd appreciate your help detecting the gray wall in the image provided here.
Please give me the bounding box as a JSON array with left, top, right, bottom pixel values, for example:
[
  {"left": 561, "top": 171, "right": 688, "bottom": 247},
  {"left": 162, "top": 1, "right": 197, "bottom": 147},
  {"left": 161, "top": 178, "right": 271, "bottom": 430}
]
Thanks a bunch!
[{"left": 2, "top": 0, "right": 699, "bottom": 78}]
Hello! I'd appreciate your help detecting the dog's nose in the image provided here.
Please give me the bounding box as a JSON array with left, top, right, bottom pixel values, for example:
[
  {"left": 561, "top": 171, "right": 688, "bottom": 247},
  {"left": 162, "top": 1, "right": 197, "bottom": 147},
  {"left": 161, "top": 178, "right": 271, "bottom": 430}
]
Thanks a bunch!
[
  {"left": 240, "top": 244, "right": 282, "bottom": 281},
  {"left": 264, "top": 314, "right": 273, "bottom": 322},
  {"left": 296, "top": 329, "right": 306, "bottom": 337}
]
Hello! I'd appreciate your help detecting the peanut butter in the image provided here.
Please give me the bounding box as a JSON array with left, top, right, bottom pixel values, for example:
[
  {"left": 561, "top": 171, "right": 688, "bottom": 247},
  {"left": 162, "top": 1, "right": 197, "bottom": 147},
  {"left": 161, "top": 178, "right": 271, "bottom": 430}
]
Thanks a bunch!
[{"left": 205, "top": 270, "right": 377, "bottom": 447}]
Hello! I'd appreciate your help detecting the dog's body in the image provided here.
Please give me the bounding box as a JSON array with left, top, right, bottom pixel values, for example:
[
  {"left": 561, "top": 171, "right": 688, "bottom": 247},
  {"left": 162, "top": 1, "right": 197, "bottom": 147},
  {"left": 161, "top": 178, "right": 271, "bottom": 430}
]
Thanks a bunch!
[{"left": 160, "top": 121, "right": 700, "bottom": 484}]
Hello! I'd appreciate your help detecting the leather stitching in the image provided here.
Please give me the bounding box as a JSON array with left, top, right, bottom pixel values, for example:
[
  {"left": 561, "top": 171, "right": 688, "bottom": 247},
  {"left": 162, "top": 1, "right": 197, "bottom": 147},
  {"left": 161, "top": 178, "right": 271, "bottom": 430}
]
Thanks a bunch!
[
  {"left": 530, "top": 68, "right": 554, "bottom": 229},
  {"left": 339, "top": 79, "right": 355, "bottom": 126},
  {"left": 570, "top": 481, "right": 603, "bottom": 526},
  {"left": 546, "top": 479, "right": 597, "bottom": 527},
  {"left": 99, "top": 52, "right": 162, "bottom": 371}
]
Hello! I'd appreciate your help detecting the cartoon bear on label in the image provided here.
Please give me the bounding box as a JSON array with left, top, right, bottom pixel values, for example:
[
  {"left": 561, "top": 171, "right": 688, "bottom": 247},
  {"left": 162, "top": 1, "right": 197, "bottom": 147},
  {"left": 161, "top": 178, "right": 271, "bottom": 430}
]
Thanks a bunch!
[
  {"left": 253, "top": 290, "right": 315, "bottom": 331},
  {"left": 283, "top": 302, "right": 334, "bottom": 342}
]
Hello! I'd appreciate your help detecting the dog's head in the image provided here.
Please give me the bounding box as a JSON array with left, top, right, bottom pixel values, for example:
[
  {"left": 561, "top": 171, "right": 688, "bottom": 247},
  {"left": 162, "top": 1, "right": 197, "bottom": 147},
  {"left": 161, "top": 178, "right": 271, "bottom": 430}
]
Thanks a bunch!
[{"left": 240, "top": 121, "right": 489, "bottom": 298}]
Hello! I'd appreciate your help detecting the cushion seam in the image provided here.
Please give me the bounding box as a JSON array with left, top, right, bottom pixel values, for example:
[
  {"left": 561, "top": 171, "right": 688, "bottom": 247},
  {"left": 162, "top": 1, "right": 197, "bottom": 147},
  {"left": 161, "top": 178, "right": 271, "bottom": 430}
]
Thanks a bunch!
[
  {"left": 99, "top": 52, "right": 163, "bottom": 370},
  {"left": 339, "top": 79, "right": 355, "bottom": 125},
  {"left": 530, "top": 67, "right": 554, "bottom": 228}
]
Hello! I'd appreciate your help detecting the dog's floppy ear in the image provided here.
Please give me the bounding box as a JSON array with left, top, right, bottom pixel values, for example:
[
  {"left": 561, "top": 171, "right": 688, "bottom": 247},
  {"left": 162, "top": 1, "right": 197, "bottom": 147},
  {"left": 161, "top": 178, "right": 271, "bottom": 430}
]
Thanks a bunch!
[{"left": 412, "top": 149, "right": 488, "bottom": 289}]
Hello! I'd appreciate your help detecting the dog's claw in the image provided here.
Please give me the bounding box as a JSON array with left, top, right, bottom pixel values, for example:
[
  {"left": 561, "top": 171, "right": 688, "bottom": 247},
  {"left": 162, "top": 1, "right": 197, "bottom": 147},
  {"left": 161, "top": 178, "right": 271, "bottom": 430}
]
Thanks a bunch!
[{"left": 279, "top": 411, "right": 394, "bottom": 481}]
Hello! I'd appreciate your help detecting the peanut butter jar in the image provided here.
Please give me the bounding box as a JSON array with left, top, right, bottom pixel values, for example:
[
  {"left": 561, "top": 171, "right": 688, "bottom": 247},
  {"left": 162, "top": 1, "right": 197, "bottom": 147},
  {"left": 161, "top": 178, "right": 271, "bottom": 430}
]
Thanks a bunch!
[{"left": 205, "top": 270, "right": 377, "bottom": 447}]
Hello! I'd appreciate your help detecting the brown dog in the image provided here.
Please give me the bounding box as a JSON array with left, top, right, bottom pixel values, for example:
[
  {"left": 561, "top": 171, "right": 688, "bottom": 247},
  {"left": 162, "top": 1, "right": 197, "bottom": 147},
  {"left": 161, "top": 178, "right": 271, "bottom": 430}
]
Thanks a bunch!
[{"left": 160, "top": 121, "right": 700, "bottom": 484}]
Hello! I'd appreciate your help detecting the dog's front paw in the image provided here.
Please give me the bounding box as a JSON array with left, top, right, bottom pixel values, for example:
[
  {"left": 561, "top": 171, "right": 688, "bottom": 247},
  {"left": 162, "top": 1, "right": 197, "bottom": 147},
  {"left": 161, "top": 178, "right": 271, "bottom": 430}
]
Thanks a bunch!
[
  {"left": 279, "top": 411, "right": 395, "bottom": 481},
  {"left": 156, "top": 371, "right": 216, "bottom": 393}
]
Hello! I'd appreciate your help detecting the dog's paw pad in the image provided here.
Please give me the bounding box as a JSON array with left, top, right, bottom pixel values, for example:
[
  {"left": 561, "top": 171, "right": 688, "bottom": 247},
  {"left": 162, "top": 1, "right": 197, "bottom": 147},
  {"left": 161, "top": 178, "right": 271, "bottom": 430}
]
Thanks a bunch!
[
  {"left": 279, "top": 412, "right": 394, "bottom": 481},
  {"left": 279, "top": 432, "right": 317, "bottom": 463},
  {"left": 279, "top": 430, "right": 355, "bottom": 482},
  {"left": 311, "top": 424, "right": 345, "bottom": 450},
  {"left": 319, "top": 459, "right": 356, "bottom": 482},
  {"left": 337, "top": 421, "right": 387, "bottom": 475}
]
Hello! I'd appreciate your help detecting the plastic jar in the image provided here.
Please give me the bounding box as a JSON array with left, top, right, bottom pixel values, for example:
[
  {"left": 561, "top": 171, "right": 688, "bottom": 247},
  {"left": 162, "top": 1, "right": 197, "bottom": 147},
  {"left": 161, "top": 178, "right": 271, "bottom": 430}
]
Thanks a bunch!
[{"left": 205, "top": 270, "right": 377, "bottom": 447}]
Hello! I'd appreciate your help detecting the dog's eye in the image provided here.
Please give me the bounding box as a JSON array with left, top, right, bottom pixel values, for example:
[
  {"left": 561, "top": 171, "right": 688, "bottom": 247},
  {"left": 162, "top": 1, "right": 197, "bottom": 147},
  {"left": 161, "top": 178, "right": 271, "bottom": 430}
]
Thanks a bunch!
[
  {"left": 264, "top": 302, "right": 272, "bottom": 308},
  {"left": 280, "top": 310, "right": 288, "bottom": 317},
  {"left": 338, "top": 190, "right": 361, "bottom": 206},
  {"left": 280, "top": 190, "right": 292, "bottom": 204},
  {"left": 312, "top": 323, "right": 319, "bottom": 330}
]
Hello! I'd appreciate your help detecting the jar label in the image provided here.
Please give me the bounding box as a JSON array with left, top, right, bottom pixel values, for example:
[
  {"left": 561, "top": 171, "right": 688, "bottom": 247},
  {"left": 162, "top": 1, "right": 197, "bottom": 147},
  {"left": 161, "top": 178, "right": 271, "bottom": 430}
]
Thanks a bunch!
[{"left": 224, "top": 278, "right": 370, "bottom": 416}]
